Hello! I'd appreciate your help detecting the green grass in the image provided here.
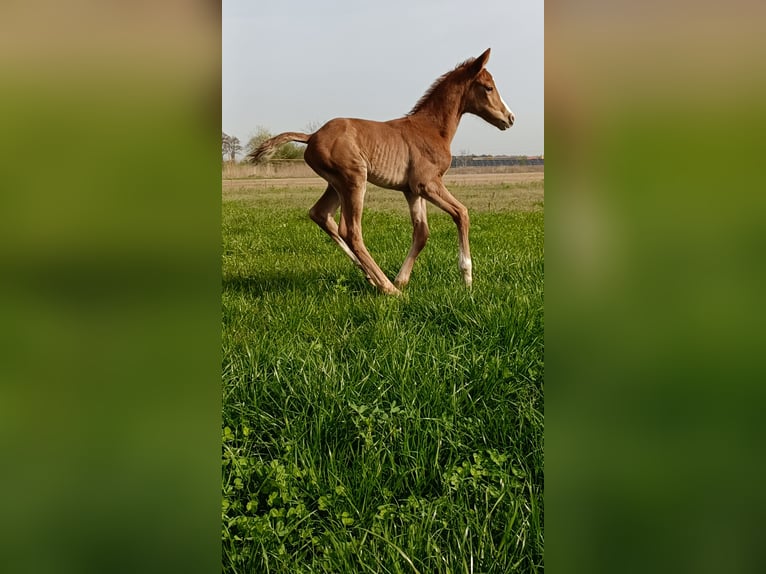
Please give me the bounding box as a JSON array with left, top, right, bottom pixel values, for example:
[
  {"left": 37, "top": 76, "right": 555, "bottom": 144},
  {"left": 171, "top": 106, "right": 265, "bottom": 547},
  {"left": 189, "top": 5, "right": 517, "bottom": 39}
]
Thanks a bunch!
[{"left": 222, "top": 184, "right": 544, "bottom": 573}]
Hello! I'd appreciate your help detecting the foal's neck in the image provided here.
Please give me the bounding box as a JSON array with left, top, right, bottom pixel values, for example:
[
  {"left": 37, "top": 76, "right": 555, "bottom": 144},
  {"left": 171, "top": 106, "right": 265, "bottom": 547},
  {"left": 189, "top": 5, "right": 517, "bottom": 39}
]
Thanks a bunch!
[{"left": 409, "top": 82, "right": 468, "bottom": 144}]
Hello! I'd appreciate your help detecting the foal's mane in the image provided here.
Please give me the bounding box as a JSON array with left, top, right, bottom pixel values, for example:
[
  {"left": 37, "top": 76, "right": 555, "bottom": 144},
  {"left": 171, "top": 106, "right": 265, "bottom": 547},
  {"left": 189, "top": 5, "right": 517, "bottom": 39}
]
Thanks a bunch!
[{"left": 407, "top": 57, "right": 476, "bottom": 116}]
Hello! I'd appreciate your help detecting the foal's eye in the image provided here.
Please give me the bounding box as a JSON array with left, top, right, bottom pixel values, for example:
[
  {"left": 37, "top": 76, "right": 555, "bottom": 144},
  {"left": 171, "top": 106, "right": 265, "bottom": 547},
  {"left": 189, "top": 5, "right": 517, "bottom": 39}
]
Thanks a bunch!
[{"left": 484, "top": 86, "right": 494, "bottom": 93}]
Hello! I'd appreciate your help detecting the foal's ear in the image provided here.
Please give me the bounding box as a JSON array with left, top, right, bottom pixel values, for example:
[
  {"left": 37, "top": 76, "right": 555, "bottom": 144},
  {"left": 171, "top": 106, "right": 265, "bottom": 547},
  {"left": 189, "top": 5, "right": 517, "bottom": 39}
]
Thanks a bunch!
[{"left": 469, "top": 48, "right": 491, "bottom": 76}]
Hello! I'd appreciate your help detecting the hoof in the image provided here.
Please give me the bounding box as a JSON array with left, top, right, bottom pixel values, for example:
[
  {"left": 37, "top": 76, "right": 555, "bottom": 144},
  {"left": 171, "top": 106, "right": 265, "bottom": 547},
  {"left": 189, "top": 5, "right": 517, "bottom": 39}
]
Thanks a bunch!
[{"left": 382, "top": 285, "right": 402, "bottom": 296}]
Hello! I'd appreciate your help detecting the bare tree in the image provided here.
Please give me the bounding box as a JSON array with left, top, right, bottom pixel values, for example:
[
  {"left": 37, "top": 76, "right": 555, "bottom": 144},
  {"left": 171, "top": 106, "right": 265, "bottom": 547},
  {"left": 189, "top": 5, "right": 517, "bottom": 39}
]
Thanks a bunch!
[
  {"left": 228, "top": 136, "right": 242, "bottom": 162},
  {"left": 222, "top": 131, "right": 231, "bottom": 159},
  {"left": 222, "top": 132, "right": 242, "bottom": 162}
]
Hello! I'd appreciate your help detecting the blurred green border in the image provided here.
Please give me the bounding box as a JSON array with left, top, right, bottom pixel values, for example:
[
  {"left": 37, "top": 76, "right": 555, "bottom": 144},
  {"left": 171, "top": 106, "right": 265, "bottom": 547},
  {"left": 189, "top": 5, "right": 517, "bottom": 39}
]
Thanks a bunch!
[
  {"left": 546, "top": 4, "right": 766, "bottom": 573},
  {"left": 0, "top": 4, "right": 222, "bottom": 573}
]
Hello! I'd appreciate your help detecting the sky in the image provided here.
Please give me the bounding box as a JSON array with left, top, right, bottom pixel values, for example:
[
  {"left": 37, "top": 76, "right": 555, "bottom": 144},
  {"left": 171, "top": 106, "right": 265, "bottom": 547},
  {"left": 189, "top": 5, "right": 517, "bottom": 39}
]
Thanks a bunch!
[{"left": 223, "top": 0, "right": 543, "bottom": 157}]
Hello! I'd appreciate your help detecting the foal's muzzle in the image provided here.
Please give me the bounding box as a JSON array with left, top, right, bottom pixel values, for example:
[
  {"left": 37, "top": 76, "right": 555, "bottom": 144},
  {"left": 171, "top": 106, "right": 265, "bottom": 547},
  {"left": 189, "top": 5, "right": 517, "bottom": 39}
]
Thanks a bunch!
[{"left": 497, "top": 111, "right": 514, "bottom": 130}]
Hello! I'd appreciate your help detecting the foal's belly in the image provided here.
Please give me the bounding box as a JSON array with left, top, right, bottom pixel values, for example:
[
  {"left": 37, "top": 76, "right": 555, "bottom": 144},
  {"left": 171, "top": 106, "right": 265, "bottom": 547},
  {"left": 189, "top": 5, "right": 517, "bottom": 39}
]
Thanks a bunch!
[
  {"left": 365, "top": 147, "right": 410, "bottom": 191},
  {"left": 367, "top": 169, "right": 408, "bottom": 191}
]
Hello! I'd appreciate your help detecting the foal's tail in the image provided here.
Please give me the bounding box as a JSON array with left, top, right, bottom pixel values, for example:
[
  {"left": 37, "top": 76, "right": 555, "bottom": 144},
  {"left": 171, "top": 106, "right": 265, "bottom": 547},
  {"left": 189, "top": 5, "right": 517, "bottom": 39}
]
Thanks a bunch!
[{"left": 246, "top": 132, "right": 312, "bottom": 164}]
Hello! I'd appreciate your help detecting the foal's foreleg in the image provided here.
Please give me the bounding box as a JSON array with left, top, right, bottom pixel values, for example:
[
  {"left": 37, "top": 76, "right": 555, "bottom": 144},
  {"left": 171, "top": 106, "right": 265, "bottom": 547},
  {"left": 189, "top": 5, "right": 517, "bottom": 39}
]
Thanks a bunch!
[
  {"left": 394, "top": 192, "right": 429, "bottom": 288},
  {"left": 419, "top": 180, "right": 473, "bottom": 287}
]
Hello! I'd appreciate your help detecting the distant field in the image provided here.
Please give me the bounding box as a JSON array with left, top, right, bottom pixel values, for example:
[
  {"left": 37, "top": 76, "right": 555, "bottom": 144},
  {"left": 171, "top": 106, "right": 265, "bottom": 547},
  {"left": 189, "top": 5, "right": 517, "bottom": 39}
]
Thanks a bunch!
[
  {"left": 223, "top": 173, "right": 544, "bottom": 213},
  {"left": 222, "top": 176, "right": 544, "bottom": 572},
  {"left": 223, "top": 160, "right": 543, "bottom": 180}
]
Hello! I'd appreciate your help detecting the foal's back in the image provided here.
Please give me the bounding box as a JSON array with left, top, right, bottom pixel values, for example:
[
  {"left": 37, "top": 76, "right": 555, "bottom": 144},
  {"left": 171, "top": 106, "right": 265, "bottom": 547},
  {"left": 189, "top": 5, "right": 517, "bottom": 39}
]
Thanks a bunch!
[{"left": 303, "top": 116, "right": 448, "bottom": 193}]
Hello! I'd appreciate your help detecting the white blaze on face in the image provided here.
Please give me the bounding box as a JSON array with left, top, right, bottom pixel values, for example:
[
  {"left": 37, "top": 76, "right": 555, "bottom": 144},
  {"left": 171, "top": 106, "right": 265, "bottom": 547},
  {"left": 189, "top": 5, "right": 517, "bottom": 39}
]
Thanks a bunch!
[{"left": 500, "top": 92, "right": 514, "bottom": 123}]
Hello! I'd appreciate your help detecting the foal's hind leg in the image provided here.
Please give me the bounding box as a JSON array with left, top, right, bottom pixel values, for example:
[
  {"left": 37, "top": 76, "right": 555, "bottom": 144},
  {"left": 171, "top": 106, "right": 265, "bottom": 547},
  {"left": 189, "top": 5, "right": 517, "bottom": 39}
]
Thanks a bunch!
[
  {"left": 309, "top": 185, "right": 372, "bottom": 281},
  {"left": 394, "top": 191, "right": 429, "bottom": 288},
  {"left": 336, "top": 180, "right": 401, "bottom": 296}
]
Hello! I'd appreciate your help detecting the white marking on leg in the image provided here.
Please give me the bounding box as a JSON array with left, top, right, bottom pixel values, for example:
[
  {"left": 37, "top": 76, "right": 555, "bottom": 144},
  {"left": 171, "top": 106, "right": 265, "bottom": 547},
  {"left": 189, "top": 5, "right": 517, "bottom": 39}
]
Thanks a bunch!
[{"left": 459, "top": 253, "right": 473, "bottom": 286}]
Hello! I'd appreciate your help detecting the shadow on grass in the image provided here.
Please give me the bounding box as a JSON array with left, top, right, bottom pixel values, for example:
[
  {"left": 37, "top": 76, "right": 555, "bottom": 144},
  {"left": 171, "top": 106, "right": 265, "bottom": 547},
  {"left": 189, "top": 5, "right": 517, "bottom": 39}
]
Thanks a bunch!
[{"left": 222, "top": 268, "right": 375, "bottom": 299}]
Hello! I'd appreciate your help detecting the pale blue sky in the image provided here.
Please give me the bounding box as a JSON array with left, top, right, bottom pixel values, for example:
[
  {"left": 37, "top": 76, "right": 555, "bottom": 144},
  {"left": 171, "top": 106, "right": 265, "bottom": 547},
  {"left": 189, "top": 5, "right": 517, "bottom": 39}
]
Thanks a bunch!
[{"left": 223, "top": 0, "right": 543, "bottom": 156}]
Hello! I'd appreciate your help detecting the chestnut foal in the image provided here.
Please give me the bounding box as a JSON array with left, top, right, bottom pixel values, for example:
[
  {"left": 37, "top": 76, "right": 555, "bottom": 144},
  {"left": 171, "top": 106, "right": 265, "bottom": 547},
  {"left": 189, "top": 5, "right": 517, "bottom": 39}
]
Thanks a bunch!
[{"left": 248, "top": 48, "right": 514, "bottom": 295}]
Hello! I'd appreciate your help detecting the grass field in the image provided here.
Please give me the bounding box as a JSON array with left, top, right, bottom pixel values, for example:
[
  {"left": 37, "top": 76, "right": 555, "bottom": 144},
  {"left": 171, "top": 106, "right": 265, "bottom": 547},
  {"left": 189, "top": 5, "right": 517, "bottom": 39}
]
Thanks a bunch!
[{"left": 222, "top": 179, "right": 544, "bottom": 573}]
